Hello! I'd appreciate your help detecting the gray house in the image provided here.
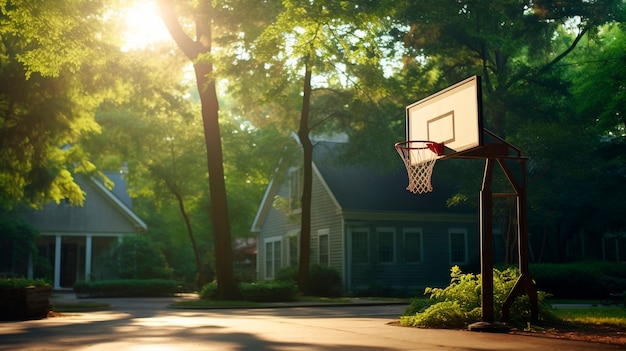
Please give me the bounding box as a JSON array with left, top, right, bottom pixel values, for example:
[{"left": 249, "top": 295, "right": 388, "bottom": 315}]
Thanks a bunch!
[
  {"left": 20, "top": 172, "right": 146, "bottom": 289},
  {"left": 251, "top": 140, "right": 480, "bottom": 293}
]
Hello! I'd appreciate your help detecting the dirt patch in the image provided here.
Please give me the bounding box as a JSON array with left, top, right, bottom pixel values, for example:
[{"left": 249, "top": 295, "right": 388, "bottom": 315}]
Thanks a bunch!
[
  {"left": 510, "top": 324, "right": 626, "bottom": 346},
  {"left": 389, "top": 321, "right": 626, "bottom": 346}
]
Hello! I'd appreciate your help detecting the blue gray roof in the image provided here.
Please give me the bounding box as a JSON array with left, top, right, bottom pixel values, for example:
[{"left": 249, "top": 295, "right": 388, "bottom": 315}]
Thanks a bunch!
[{"left": 312, "top": 141, "right": 473, "bottom": 214}]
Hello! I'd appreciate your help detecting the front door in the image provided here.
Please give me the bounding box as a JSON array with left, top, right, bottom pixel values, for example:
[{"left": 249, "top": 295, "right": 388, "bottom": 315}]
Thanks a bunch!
[{"left": 60, "top": 243, "right": 78, "bottom": 287}]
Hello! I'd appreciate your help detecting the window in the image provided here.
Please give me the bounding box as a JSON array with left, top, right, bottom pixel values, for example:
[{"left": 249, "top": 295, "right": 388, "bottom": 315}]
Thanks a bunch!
[
  {"left": 288, "top": 167, "right": 302, "bottom": 211},
  {"left": 404, "top": 229, "right": 423, "bottom": 263},
  {"left": 350, "top": 228, "right": 369, "bottom": 264},
  {"left": 449, "top": 229, "right": 468, "bottom": 265},
  {"left": 288, "top": 233, "right": 299, "bottom": 267},
  {"left": 264, "top": 237, "right": 282, "bottom": 279},
  {"left": 377, "top": 228, "right": 395, "bottom": 263},
  {"left": 318, "top": 229, "right": 329, "bottom": 266}
]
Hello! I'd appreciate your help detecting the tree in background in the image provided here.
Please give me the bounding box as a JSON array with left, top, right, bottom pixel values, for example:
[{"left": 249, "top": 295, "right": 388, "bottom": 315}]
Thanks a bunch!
[
  {"left": 250, "top": 0, "right": 397, "bottom": 293},
  {"left": 0, "top": 0, "right": 125, "bottom": 209}
]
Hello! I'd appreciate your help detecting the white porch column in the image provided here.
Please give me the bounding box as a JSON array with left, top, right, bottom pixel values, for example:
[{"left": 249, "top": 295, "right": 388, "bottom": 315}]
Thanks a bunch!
[
  {"left": 54, "top": 235, "right": 62, "bottom": 289},
  {"left": 85, "top": 235, "right": 93, "bottom": 281},
  {"left": 27, "top": 252, "right": 33, "bottom": 279}
]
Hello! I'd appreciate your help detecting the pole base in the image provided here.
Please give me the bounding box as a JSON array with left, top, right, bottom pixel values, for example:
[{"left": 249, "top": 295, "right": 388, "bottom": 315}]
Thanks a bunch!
[{"left": 467, "top": 321, "right": 510, "bottom": 333}]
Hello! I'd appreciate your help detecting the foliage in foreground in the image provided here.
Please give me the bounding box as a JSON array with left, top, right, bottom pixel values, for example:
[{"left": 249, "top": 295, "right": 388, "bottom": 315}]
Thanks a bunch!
[
  {"left": 73, "top": 279, "right": 182, "bottom": 298},
  {"left": 0, "top": 277, "right": 50, "bottom": 289},
  {"left": 400, "top": 266, "right": 552, "bottom": 328},
  {"left": 200, "top": 281, "right": 297, "bottom": 302},
  {"left": 530, "top": 261, "right": 626, "bottom": 299},
  {"left": 274, "top": 264, "right": 343, "bottom": 297}
]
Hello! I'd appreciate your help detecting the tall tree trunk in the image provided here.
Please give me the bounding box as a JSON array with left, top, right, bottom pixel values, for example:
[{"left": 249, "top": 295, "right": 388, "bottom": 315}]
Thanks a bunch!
[
  {"left": 297, "top": 59, "right": 313, "bottom": 295},
  {"left": 159, "top": 0, "right": 238, "bottom": 299}
]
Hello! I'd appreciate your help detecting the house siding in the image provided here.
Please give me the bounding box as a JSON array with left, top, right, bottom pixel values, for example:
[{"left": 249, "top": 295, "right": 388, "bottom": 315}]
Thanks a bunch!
[
  {"left": 345, "top": 218, "right": 478, "bottom": 292},
  {"left": 252, "top": 140, "right": 482, "bottom": 294},
  {"left": 22, "top": 177, "right": 139, "bottom": 233}
]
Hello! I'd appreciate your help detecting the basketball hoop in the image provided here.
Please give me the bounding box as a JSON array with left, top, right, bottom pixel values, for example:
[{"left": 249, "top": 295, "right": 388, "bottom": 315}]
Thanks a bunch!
[{"left": 395, "top": 141, "right": 444, "bottom": 194}]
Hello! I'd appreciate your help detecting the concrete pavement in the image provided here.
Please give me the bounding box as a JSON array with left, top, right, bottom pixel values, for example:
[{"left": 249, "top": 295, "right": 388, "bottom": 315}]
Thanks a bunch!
[{"left": 0, "top": 293, "right": 623, "bottom": 350}]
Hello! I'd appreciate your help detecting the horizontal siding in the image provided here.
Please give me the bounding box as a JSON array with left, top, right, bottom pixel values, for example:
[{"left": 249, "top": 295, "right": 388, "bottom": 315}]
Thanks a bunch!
[{"left": 346, "top": 219, "right": 479, "bottom": 291}]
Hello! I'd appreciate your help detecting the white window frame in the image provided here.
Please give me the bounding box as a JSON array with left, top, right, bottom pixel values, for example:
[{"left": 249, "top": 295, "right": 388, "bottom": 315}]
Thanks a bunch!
[
  {"left": 348, "top": 227, "right": 369, "bottom": 265},
  {"left": 449, "top": 228, "right": 468, "bottom": 265},
  {"left": 264, "top": 236, "right": 282, "bottom": 279},
  {"left": 403, "top": 228, "right": 423, "bottom": 263}
]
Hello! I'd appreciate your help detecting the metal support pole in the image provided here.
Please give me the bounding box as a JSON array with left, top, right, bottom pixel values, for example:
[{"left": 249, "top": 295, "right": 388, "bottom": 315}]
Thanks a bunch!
[{"left": 480, "top": 158, "right": 495, "bottom": 324}]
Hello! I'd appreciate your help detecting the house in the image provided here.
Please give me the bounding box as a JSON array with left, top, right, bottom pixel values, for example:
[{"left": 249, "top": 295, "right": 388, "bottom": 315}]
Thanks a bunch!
[
  {"left": 251, "top": 139, "right": 481, "bottom": 293},
  {"left": 19, "top": 171, "right": 146, "bottom": 289}
]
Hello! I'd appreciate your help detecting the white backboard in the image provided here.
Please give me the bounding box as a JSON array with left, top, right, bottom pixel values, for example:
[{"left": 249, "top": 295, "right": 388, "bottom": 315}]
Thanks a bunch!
[{"left": 406, "top": 75, "right": 483, "bottom": 158}]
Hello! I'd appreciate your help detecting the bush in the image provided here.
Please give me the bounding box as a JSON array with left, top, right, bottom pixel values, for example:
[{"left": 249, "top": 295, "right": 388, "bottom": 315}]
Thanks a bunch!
[
  {"left": 530, "top": 261, "right": 626, "bottom": 299},
  {"left": 401, "top": 266, "right": 552, "bottom": 328},
  {"left": 0, "top": 277, "right": 50, "bottom": 289},
  {"left": 402, "top": 298, "right": 436, "bottom": 316},
  {"left": 401, "top": 301, "right": 478, "bottom": 329},
  {"left": 200, "top": 281, "right": 298, "bottom": 302},
  {"left": 103, "top": 235, "right": 173, "bottom": 280},
  {"left": 274, "top": 264, "right": 342, "bottom": 297},
  {"left": 73, "top": 279, "right": 181, "bottom": 298}
]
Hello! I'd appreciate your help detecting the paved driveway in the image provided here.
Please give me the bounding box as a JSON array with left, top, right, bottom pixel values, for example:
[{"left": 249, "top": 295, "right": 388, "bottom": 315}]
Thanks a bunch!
[{"left": 0, "top": 295, "right": 623, "bottom": 350}]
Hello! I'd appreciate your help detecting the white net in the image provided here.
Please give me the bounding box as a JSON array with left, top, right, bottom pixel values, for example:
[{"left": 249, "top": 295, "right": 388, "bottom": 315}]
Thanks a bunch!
[{"left": 395, "top": 141, "right": 440, "bottom": 194}]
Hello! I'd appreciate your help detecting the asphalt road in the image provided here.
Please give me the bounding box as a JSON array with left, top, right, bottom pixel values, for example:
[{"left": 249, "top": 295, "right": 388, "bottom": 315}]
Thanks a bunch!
[{"left": 0, "top": 296, "right": 623, "bottom": 350}]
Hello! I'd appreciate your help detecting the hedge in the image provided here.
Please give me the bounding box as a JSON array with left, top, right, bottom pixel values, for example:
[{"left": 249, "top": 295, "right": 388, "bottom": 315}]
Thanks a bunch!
[{"left": 73, "top": 279, "right": 182, "bottom": 298}]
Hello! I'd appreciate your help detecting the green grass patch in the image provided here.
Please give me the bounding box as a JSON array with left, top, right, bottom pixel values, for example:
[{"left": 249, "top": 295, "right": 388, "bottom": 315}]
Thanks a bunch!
[{"left": 551, "top": 306, "right": 626, "bottom": 328}]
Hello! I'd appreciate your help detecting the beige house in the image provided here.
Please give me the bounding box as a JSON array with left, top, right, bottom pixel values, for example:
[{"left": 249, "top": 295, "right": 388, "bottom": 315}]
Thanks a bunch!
[{"left": 20, "top": 172, "right": 146, "bottom": 289}]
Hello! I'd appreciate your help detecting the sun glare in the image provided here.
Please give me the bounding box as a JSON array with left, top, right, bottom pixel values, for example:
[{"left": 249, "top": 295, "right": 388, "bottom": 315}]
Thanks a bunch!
[{"left": 121, "top": 0, "right": 172, "bottom": 51}]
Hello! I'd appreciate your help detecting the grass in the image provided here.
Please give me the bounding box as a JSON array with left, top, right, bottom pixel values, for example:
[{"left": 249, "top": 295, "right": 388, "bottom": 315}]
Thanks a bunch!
[{"left": 550, "top": 306, "right": 626, "bottom": 328}]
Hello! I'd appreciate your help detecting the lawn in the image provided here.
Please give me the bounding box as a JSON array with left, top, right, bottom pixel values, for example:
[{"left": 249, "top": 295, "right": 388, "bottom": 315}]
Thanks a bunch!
[{"left": 550, "top": 305, "right": 626, "bottom": 328}]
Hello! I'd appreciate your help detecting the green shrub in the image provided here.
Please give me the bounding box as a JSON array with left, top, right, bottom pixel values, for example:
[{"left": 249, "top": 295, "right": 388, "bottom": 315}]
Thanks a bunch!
[
  {"left": 275, "top": 266, "right": 298, "bottom": 282},
  {"left": 530, "top": 261, "right": 626, "bottom": 299},
  {"left": 240, "top": 281, "right": 298, "bottom": 302},
  {"left": 308, "top": 265, "right": 342, "bottom": 297},
  {"left": 103, "top": 235, "right": 173, "bottom": 280},
  {"left": 274, "top": 265, "right": 342, "bottom": 297},
  {"left": 402, "top": 298, "right": 436, "bottom": 316},
  {"left": 401, "top": 301, "right": 478, "bottom": 329},
  {"left": 401, "top": 266, "right": 552, "bottom": 328},
  {"left": 0, "top": 277, "right": 50, "bottom": 289},
  {"left": 200, "top": 281, "right": 297, "bottom": 302},
  {"left": 73, "top": 279, "right": 181, "bottom": 298}
]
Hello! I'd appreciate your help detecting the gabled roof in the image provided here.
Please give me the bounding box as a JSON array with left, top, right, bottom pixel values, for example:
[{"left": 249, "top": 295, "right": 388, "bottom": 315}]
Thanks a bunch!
[
  {"left": 20, "top": 173, "right": 147, "bottom": 234},
  {"left": 251, "top": 139, "right": 474, "bottom": 232},
  {"left": 313, "top": 141, "right": 470, "bottom": 214},
  {"left": 90, "top": 174, "right": 147, "bottom": 232}
]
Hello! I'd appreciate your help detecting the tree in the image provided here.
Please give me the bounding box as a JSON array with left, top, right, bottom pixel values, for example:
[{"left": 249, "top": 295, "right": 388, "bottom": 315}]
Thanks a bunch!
[
  {"left": 157, "top": 0, "right": 277, "bottom": 298},
  {"left": 86, "top": 49, "right": 213, "bottom": 287},
  {"left": 0, "top": 0, "right": 124, "bottom": 209},
  {"left": 399, "top": 0, "right": 625, "bottom": 137},
  {"left": 248, "top": 0, "right": 398, "bottom": 294}
]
